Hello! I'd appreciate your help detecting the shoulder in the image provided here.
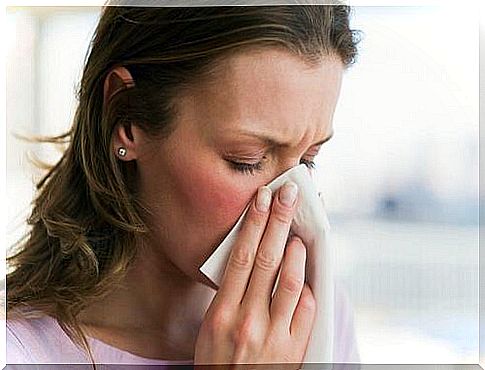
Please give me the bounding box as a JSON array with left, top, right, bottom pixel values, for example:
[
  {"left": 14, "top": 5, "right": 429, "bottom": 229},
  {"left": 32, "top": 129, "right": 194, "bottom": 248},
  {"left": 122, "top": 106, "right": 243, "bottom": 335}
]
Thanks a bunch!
[
  {"left": 6, "top": 317, "right": 49, "bottom": 364},
  {"left": 6, "top": 318, "right": 35, "bottom": 363},
  {"left": 6, "top": 312, "right": 88, "bottom": 364}
]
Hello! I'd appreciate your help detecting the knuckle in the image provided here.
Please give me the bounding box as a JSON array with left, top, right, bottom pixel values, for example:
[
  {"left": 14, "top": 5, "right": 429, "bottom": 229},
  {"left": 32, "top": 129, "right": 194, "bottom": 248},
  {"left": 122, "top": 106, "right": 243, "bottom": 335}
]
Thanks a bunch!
[
  {"left": 263, "top": 329, "right": 284, "bottom": 351},
  {"left": 300, "top": 287, "right": 316, "bottom": 311},
  {"left": 255, "top": 249, "right": 279, "bottom": 271},
  {"left": 233, "top": 314, "right": 260, "bottom": 348},
  {"left": 248, "top": 206, "right": 268, "bottom": 228},
  {"left": 206, "top": 305, "right": 234, "bottom": 333},
  {"left": 280, "top": 275, "right": 304, "bottom": 294},
  {"left": 229, "top": 246, "right": 254, "bottom": 270},
  {"left": 289, "top": 237, "right": 306, "bottom": 256},
  {"left": 290, "top": 236, "right": 305, "bottom": 250},
  {"left": 271, "top": 202, "right": 294, "bottom": 224}
]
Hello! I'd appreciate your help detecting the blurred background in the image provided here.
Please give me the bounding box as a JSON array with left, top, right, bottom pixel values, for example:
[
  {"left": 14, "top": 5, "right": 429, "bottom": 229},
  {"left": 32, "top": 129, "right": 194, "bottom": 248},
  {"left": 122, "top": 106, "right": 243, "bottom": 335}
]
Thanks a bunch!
[{"left": 5, "top": 5, "right": 478, "bottom": 365}]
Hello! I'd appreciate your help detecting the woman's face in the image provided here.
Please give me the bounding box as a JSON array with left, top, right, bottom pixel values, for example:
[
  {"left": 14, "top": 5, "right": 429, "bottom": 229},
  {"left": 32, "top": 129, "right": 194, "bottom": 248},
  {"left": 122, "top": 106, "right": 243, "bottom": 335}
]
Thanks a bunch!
[{"left": 130, "top": 48, "right": 344, "bottom": 286}]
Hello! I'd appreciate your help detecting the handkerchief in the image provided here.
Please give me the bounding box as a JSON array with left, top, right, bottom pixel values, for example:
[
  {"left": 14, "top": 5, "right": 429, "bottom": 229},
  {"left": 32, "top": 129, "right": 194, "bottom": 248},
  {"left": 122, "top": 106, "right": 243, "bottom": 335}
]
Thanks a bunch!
[{"left": 199, "top": 164, "right": 335, "bottom": 364}]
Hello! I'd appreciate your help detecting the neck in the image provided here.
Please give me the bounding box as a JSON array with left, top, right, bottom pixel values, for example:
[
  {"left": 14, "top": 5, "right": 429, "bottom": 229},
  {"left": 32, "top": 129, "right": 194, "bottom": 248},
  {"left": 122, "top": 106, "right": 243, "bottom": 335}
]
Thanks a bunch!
[{"left": 78, "top": 239, "right": 217, "bottom": 361}]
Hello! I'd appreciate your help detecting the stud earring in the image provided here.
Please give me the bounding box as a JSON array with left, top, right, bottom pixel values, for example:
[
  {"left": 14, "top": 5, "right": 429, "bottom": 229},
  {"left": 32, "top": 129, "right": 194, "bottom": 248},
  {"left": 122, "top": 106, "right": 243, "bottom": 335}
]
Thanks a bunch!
[{"left": 117, "top": 147, "right": 127, "bottom": 157}]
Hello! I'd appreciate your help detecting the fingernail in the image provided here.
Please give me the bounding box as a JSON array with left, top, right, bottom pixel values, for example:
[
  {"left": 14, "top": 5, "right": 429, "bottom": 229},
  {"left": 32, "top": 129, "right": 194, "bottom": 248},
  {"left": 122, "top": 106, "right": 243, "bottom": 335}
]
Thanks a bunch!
[
  {"left": 279, "top": 181, "right": 298, "bottom": 207},
  {"left": 256, "top": 186, "right": 272, "bottom": 212}
]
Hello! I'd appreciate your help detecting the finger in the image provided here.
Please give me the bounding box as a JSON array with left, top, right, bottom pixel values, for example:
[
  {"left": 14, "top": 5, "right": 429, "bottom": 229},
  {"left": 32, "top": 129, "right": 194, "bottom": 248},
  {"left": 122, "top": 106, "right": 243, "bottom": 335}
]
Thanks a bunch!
[
  {"left": 215, "top": 185, "right": 272, "bottom": 307},
  {"left": 243, "top": 181, "right": 298, "bottom": 311},
  {"left": 269, "top": 236, "right": 306, "bottom": 334},
  {"left": 290, "top": 283, "right": 316, "bottom": 343}
]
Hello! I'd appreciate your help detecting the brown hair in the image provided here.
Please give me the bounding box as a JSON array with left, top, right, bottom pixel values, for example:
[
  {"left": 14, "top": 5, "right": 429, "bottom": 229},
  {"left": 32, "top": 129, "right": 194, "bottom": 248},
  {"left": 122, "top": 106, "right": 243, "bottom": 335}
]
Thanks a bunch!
[{"left": 6, "top": 3, "right": 360, "bottom": 367}]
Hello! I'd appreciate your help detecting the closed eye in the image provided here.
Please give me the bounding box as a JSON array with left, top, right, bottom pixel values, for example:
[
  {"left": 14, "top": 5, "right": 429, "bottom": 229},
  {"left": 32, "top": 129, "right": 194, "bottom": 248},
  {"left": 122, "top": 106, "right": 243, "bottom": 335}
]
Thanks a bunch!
[{"left": 227, "top": 156, "right": 316, "bottom": 176}]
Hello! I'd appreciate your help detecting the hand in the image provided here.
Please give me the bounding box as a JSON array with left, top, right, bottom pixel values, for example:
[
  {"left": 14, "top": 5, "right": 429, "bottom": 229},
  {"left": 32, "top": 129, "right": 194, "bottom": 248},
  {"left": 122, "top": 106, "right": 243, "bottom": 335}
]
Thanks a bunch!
[{"left": 194, "top": 182, "right": 316, "bottom": 370}]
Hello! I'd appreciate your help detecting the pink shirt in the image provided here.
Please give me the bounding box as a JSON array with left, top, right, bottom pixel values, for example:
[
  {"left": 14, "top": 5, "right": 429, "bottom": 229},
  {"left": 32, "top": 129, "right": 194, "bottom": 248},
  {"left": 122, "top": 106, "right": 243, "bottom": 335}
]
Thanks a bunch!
[{"left": 6, "top": 281, "right": 360, "bottom": 366}]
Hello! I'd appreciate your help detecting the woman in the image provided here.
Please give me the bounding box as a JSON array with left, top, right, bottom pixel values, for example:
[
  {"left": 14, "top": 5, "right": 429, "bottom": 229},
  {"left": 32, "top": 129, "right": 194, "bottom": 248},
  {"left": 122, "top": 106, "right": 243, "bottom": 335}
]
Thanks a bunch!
[{"left": 6, "top": 3, "right": 360, "bottom": 368}]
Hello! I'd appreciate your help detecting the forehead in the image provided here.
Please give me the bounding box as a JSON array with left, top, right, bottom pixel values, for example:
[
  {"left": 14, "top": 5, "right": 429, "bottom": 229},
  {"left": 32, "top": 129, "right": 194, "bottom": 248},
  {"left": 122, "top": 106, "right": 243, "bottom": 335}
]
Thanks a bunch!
[{"left": 177, "top": 47, "right": 344, "bottom": 143}]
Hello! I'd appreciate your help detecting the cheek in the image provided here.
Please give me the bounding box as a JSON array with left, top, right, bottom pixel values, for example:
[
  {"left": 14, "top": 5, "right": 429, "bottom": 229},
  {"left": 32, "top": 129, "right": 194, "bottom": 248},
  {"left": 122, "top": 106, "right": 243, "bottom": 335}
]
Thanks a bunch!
[
  {"left": 173, "top": 160, "right": 252, "bottom": 222},
  {"left": 170, "top": 160, "right": 256, "bottom": 285}
]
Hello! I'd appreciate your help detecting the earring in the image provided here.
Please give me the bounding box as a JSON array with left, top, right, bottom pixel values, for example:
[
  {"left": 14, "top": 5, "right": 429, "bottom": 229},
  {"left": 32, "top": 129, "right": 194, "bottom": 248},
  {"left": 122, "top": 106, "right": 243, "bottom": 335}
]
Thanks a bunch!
[{"left": 117, "top": 147, "right": 127, "bottom": 157}]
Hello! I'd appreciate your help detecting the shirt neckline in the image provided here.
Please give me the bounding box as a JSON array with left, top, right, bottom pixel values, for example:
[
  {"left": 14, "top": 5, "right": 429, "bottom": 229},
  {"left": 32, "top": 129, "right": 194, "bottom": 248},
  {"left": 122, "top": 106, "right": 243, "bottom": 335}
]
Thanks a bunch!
[
  {"left": 47, "top": 314, "right": 194, "bottom": 365},
  {"left": 86, "top": 334, "right": 194, "bottom": 364}
]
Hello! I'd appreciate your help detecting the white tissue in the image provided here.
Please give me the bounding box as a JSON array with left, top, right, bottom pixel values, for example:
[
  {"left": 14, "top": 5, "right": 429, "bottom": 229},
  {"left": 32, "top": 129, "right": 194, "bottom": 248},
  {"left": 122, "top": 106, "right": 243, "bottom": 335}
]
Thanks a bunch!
[{"left": 199, "top": 164, "right": 334, "bottom": 365}]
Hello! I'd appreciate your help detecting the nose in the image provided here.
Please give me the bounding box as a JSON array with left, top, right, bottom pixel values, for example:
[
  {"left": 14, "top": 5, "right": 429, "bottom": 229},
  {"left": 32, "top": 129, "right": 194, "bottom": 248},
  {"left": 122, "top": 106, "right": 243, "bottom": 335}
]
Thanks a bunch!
[
  {"left": 273, "top": 159, "right": 314, "bottom": 180},
  {"left": 272, "top": 161, "right": 296, "bottom": 180}
]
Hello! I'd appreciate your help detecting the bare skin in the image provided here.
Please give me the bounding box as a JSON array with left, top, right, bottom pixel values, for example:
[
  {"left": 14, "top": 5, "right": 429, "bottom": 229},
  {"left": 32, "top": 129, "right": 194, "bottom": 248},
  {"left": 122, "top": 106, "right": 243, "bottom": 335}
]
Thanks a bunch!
[{"left": 78, "top": 47, "right": 344, "bottom": 363}]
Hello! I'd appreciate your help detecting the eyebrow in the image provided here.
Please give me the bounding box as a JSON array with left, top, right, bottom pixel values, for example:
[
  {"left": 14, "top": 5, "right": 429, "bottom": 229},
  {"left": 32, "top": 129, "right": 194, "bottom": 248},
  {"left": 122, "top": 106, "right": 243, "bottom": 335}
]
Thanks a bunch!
[{"left": 232, "top": 129, "right": 334, "bottom": 148}]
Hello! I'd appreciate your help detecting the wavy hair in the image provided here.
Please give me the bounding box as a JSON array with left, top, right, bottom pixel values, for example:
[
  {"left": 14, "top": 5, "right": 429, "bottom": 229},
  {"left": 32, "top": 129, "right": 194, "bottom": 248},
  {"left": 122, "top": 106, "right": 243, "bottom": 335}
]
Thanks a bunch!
[{"left": 6, "top": 3, "right": 361, "bottom": 367}]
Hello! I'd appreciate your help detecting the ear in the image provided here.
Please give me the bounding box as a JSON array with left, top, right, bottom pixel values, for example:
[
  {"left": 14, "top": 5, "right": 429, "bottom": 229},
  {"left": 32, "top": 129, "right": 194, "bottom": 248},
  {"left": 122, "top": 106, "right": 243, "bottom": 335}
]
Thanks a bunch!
[
  {"left": 104, "top": 66, "right": 139, "bottom": 161},
  {"left": 112, "top": 123, "right": 141, "bottom": 161},
  {"left": 103, "top": 66, "right": 135, "bottom": 106}
]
